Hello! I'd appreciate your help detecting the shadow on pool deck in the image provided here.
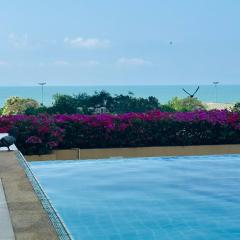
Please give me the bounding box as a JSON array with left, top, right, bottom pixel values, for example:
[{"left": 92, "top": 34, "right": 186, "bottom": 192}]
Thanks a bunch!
[{"left": 0, "top": 151, "right": 58, "bottom": 240}]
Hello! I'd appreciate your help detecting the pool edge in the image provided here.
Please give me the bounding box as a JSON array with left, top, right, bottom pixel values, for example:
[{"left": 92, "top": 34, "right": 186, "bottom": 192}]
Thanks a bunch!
[{"left": 16, "top": 150, "right": 73, "bottom": 240}]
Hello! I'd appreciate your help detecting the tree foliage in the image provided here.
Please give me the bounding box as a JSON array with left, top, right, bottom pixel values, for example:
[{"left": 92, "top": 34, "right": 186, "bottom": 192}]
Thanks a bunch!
[
  {"left": 5, "top": 91, "right": 209, "bottom": 115},
  {"left": 232, "top": 102, "right": 240, "bottom": 112},
  {"left": 24, "top": 91, "right": 166, "bottom": 114},
  {"left": 167, "top": 97, "right": 206, "bottom": 112},
  {"left": 2, "top": 97, "right": 39, "bottom": 115}
]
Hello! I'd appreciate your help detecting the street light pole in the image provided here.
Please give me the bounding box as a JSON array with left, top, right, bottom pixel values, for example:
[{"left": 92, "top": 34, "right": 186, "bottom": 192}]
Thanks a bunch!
[
  {"left": 213, "top": 82, "right": 219, "bottom": 103},
  {"left": 38, "top": 82, "right": 46, "bottom": 106}
]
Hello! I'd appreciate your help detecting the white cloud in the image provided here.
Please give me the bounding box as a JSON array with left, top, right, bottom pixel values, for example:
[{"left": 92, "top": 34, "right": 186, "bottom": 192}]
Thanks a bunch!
[
  {"left": 47, "top": 60, "right": 100, "bottom": 67},
  {"left": 117, "top": 57, "right": 152, "bottom": 66},
  {"left": 8, "top": 33, "right": 53, "bottom": 49},
  {"left": 81, "top": 60, "right": 100, "bottom": 66},
  {"left": 0, "top": 61, "right": 8, "bottom": 66},
  {"left": 56, "top": 60, "right": 100, "bottom": 66},
  {"left": 8, "top": 33, "right": 30, "bottom": 49},
  {"left": 64, "top": 37, "right": 111, "bottom": 49},
  {"left": 53, "top": 60, "right": 70, "bottom": 66}
]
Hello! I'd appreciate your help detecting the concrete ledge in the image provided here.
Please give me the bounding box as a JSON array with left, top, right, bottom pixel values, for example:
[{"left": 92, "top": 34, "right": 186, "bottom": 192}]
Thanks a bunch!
[
  {"left": 55, "top": 149, "right": 79, "bottom": 160},
  {"left": 26, "top": 149, "right": 79, "bottom": 161},
  {"left": 25, "top": 144, "right": 240, "bottom": 161},
  {"left": 0, "top": 151, "right": 58, "bottom": 239}
]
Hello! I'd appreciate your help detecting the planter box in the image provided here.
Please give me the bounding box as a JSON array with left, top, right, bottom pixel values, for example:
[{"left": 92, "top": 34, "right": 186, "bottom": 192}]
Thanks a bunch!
[
  {"left": 25, "top": 144, "right": 240, "bottom": 161},
  {"left": 54, "top": 149, "right": 79, "bottom": 160},
  {"left": 26, "top": 153, "right": 56, "bottom": 162}
]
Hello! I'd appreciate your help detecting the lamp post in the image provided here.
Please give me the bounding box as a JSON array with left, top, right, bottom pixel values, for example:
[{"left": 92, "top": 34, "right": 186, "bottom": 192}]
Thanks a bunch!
[
  {"left": 38, "top": 82, "right": 46, "bottom": 106},
  {"left": 213, "top": 81, "right": 219, "bottom": 103}
]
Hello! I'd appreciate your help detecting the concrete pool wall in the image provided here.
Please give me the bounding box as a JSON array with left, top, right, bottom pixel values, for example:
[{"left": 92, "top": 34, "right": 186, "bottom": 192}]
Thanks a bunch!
[{"left": 25, "top": 144, "right": 240, "bottom": 161}]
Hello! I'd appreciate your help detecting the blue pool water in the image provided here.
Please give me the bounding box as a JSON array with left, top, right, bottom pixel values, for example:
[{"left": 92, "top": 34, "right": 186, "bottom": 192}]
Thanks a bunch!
[{"left": 31, "top": 155, "right": 240, "bottom": 240}]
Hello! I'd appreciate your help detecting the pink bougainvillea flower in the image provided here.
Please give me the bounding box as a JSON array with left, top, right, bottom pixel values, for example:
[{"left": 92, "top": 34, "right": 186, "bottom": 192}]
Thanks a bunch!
[{"left": 26, "top": 136, "right": 42, "bottom": 144}]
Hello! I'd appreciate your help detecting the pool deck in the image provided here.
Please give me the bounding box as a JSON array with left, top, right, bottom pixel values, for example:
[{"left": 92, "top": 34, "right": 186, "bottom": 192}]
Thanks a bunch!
[{"left": 0, "top": 150, "right": 58, "bottom": 240}]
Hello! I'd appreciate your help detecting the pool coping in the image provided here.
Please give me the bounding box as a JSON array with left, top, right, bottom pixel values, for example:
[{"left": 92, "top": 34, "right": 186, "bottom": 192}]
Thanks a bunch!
[
  {"left": 25, "top": 144, "right": 240, "bottom": 161},
  {"left": 0, "top": 149, "right": 72, "bottom": 240}
]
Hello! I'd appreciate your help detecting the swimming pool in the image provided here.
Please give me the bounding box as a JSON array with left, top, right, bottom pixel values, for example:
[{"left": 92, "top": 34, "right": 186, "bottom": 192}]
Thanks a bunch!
[{"left": 31, "top": 155, "right": 240, "bottom": 240}]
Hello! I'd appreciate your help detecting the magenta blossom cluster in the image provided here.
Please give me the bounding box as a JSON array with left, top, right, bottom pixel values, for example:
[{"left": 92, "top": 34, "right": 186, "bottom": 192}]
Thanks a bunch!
[
  {"left": 26, "top": 136, "right": 42, "bottom": 144},
  {"left": 54, "top": 110, "right": 240, "bottom": 130},
  {"left": 0, "top": 114, "right": 64, "bottom": 155}
]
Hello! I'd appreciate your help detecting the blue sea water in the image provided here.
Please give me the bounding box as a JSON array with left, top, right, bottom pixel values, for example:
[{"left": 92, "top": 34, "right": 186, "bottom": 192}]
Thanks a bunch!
[
  {"left": 31, "top": 155, "right": 240, "bottom": 240},
  {"left": 0, "top": 85, "right": 240, "bottom": 106}
]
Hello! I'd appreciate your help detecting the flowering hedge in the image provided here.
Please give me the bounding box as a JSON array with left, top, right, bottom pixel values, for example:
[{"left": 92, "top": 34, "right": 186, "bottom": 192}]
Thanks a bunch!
[
  {"left": 0, "top": 110, "right": 240, "bottom": 155},
  {"left": 0, "top": 115, "right": 64, "bottom": 155}
]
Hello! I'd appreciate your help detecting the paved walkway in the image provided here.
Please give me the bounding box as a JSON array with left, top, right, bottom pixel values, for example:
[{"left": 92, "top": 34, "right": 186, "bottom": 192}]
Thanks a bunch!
[
  {"left": 0, "top": 179, "right": 15, "bottom": 240},
  {"left": 0, "top": 151, "right": 58, "bottom": 240}
]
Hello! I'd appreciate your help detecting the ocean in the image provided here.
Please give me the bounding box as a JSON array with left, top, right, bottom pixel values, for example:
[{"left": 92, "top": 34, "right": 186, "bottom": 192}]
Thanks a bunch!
[{"left": 0, "top": 85, "right": 239, "bottom": 106}]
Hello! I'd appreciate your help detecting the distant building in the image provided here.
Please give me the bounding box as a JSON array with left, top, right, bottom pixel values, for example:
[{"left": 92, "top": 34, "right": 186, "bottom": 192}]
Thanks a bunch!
[{"left": 94, "top": 106, "right": 108, "bottom": 114}]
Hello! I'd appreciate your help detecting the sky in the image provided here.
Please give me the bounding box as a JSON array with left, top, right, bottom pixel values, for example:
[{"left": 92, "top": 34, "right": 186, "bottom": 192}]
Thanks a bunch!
[{"left": 0, "top": 0, "right": 240, "bottom": 86}]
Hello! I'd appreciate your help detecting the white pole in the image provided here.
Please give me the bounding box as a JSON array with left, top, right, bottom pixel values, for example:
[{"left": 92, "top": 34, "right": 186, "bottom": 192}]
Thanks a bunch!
[
  {"left": 38, "top": 82, "right": 46, "bottom": 105},
  {"left": 213, "top": 82, "right": 219, "bottom": 103}
]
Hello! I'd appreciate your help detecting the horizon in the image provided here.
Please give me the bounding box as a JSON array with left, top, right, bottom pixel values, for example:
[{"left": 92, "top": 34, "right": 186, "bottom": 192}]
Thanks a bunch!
[{"left": 0, "top": 83, "right": 240, "bottom": 87}]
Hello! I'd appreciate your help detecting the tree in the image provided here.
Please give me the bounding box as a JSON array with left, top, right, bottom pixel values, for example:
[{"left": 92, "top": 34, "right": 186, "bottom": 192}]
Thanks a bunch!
[
  {"left": 24, "top": 106, "right": 50, "bottom": 115},
  {"left": 2, "top": 97, "right": 39, "bottom": 115},
  {"left": 51, "top": 94, "right": 78, "bottom": 114},
  {"left": 232, "top": 103, "right": 240, "bottom": 112},
  {"left": 167, "top": 97, "right": 206, "bottom": 112}
]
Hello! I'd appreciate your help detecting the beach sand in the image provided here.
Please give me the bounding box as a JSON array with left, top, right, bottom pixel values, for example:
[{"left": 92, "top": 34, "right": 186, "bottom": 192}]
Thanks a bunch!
[{"left": 205, "top": 102, "right": 234, "bottom": 110}]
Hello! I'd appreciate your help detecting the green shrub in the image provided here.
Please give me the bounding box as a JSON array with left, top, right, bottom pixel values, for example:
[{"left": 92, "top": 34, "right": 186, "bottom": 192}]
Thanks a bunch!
[
  {"left": 232, "top": 103, "right": 240, "bottom": 112},
  {"left": 44, "top": 91, "right": 162, "bottom": 114},
  {"left": 24, "top": 106, "right": 49, "bottom": 115},
  {"left": 51, "top": 94, "right": 78, "bottom": 114},
  {"left": 167, "top": 97, "right": 206, "bottom": 112},
  {"left": 2, "top": 97, "right": 39, "bottom": 115}
]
